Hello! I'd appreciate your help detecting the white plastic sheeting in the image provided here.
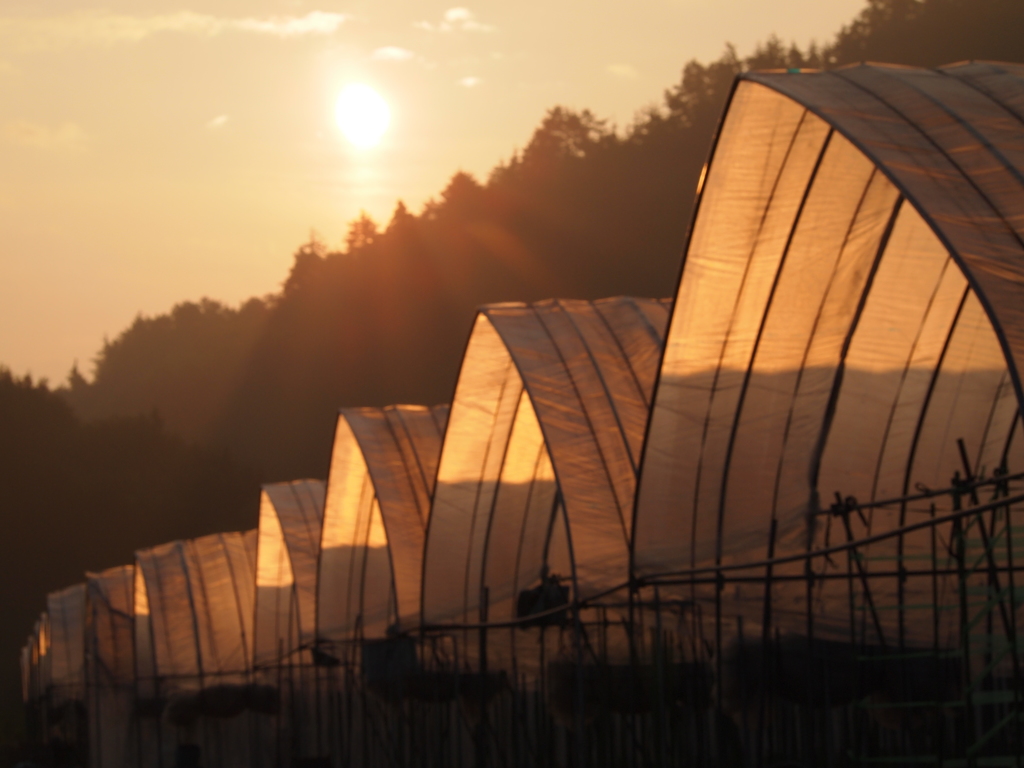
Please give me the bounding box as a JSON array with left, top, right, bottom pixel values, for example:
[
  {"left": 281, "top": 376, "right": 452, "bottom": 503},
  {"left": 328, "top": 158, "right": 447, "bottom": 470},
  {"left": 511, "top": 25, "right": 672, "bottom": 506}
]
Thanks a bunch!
[
  {"left": 253, "top": 481, "right": 324, "bottom": 767},
  {"left": 634, "top": 63, "right": 1024, "bottom": 645},
  {"left": 422, "top": 298, "right": 671, "bottom": 628},
  {"left": 134, "top": 531, "right": 258, "bottom": 768},
  {"left": 86, "top": 565, "right": 135, "bottom": 768},
  {"left": 135, "top": 531, "right": 258, "bottom": 690},
  {"left": 46, "top": 584, "right": 87, "bottom": 705},
  {"left": 254, "top": 481, "right": 325, "bottom": 668},
  {"left": 318, "top": 405, "right": 448, "bottom": 646}
]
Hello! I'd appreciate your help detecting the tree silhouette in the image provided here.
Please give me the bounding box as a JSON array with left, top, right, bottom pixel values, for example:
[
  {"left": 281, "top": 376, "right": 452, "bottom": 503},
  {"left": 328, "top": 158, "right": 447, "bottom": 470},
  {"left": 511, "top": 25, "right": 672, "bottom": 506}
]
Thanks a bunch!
[
  {"left": 344, "top": 213, "right": 379, "bottom": 253},
  {"left": 60, "top": 0, "right": 1024, "bottom": 482}
]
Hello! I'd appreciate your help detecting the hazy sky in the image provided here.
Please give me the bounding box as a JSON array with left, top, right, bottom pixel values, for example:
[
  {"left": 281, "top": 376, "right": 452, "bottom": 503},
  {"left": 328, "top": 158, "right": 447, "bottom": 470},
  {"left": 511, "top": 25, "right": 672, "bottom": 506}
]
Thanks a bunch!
[{"left": 0, "top": 0, "right": 864, "bottom": 383}]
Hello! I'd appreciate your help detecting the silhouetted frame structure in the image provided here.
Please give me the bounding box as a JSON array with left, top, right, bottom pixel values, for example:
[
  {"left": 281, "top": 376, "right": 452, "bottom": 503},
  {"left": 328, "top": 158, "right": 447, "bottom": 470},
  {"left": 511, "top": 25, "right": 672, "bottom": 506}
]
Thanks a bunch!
[
  {"left": 134, "top": 531, "right": 258, "bottom": 768},
  {"left": 420, "top": 296, "right": 671, "bottom": 697},
  {"left": 86, "top": 565, "right": 135, "bottom": 768},
  {"left": 632, "top": 61, "right": 1024, "bottom": 763},
  {"left": 20, "top": 618, "right": 45, "bottom": 742},
  {"left": 253, "top": 481, "right": 324, "bottom": 765},
  {"left": 314, "top": 405, "right": 447, "bottom": 763}
]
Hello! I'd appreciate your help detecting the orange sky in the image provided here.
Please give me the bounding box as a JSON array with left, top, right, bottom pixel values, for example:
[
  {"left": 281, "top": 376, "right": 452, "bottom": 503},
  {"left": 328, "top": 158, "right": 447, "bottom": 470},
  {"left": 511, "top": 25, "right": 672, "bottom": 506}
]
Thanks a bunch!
[{"left": 0, "top": 0, "right": 864, "bottom": 383}]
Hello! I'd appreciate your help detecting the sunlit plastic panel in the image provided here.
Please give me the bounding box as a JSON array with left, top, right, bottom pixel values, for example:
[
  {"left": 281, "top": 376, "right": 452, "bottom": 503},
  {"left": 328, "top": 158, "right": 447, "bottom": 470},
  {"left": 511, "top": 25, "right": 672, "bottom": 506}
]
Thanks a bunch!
[
  {"left": 635, "top": 62, "right": 1024, "bottom": 648},
  {"left": 253, "top": 481, "right": 325, "bottom": 669},
  {"left": 317, "top": 405, "right": 447, "bottom": 650},
  {"left": 422, "top": 297, "right": 672, "bottom": 631},
  {"left": 135, "top": 531, "right": 257, "bottom": 689}
]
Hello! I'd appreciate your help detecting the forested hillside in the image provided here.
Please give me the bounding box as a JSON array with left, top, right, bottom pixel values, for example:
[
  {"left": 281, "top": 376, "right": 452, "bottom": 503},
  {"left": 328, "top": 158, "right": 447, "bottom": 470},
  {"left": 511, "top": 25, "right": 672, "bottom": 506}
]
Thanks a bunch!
[{"left": 60, "top": 0, "right": 1024, "bottom": 481}]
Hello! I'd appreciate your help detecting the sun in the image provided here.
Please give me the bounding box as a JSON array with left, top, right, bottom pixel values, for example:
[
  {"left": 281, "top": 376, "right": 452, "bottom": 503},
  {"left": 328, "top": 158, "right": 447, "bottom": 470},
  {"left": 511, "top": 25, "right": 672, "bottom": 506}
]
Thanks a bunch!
[{"left": 335, "top": 84, "right": 390, "bottom": 149}]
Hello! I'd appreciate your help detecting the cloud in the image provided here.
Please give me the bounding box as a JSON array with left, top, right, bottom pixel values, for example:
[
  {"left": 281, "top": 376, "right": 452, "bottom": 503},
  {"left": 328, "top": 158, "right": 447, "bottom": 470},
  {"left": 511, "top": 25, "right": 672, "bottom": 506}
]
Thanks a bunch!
[
  {"left": 0, "top": 10, "right": 348, "bottom": 48},
  {"left": 206, "top": 115, "right": 228, "bottom": 129},
  {"left": 414, "top": 8, "right": 494, "bottom": 33},
  {"left": 232, "top": 12, "right": 347, "bottom": 37},
  {"left": 4, "top": 120, "right": 85, "bottom": 149},
  {"left": 372, "top": 46, "right": 415, "bottom": 61},
  {"left": 607, "top": 63, "right": 639, "bottom": 80},
  {"left": 459, "top": 76, "right": 481, "bottom": 88}
]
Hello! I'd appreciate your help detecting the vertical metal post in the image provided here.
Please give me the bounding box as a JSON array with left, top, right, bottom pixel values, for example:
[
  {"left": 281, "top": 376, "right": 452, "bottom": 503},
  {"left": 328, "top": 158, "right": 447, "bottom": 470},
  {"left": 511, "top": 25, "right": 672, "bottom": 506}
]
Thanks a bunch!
[{"left": 476, "top": 587, "right": 489, "bottom": 768}]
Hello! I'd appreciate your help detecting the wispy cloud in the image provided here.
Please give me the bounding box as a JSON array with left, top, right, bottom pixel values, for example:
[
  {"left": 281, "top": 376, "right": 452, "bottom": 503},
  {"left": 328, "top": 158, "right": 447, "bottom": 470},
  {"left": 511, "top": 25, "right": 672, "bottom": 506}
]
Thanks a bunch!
[
  {"left": 206, "top": 115, "right": 229, "bottom": 129},
  {"left": 415, "top": 8, "right": 494, "bottom": 33},
  {"left": 0, "top": 11, "right": 348, "bottom": 49},
  {"left": 231, "top": 12, "right": 347, "bottom": 37},
  {"left": 371, "top": 46, "right": 415, "bottom": 62},
  {"left": 4, "top": 120, "right": 85, "bottom": 149},
  {"left": 607, "top": 63, "right": 639, "bottom": 80},
  {"left": 459, "top": 76, "right": 481, "bottom": 88}
]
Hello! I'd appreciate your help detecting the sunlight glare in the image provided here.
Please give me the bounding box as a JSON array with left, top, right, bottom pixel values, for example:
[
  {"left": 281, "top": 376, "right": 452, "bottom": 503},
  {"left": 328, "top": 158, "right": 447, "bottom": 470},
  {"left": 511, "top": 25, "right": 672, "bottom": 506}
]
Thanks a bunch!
[{"left": 335, "top": 84, "right": 390, "bottom": 149}]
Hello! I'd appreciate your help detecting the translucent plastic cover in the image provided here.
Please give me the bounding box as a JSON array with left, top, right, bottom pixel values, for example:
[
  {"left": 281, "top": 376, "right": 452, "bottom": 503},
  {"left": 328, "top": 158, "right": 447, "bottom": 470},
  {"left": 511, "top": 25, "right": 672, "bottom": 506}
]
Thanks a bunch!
[
  {"left": 423, "top": 298, "right": 671, "bottom": 627},
  {"left": 318, "top": 405, "right": 447, "bottom": 643},
  {"left": 254, "top": 481, "right": 325, "bottom": 667},
  {"left": 635, "top": 63, "right": 1024, "bottom": 647}
]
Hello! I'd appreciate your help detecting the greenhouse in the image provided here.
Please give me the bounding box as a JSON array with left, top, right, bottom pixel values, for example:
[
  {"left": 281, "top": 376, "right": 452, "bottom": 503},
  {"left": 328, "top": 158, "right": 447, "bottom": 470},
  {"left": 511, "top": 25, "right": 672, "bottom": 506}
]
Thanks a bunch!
[
  {"left": 134, "top": 531, "right": 259, "bottom": 768},
  {"left": 422, "top": 296, "right": 672, "bottom": 633},
  {"left": 254, "top": 481, "right": 324, "bottom": 671},
  {"left": 16, "top": 61, "right": 1024, "bottom": 767},
  {"left": 47, "top": 585, "right": 87, "bottom": 720},
  {"left": 314, "top": 405, "right": 448, "bottom": 763},
  {"left": 630, "top": 61, "right": 1024, "bottom": 764},
  {"left": 252, "top": 480, "right": 325, "bottom": 766},
  {"left": 317, "top": 404, "right": 449, "bottom": 649},
  {"left": 86, "top": 566, "right": 134, "bottom": 768},
  {"left": 22, "top": 584, "right": 88, "bottom": 759}
]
